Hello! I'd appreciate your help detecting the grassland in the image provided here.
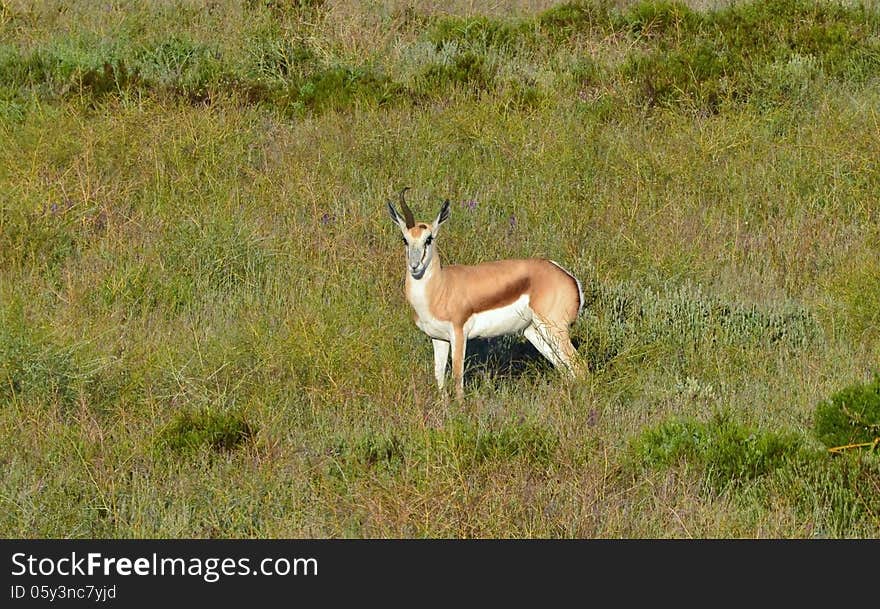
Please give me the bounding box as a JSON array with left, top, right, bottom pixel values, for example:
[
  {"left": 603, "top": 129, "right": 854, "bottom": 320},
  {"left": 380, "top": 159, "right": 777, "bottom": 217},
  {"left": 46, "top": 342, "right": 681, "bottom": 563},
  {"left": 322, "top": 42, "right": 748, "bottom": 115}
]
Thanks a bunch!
[{"left": 1, "top": 0, "right": 879, "bottom": 538}]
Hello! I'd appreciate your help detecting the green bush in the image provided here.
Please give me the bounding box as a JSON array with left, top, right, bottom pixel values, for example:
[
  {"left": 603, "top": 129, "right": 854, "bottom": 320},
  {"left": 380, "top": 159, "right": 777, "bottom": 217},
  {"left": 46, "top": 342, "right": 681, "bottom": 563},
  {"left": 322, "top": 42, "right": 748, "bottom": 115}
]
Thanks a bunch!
[
  {"left": 2, "top": 0, "right": 879, "bottom": 117},
  {"left": 814, "top": 377, "right": 880, "bottom": 450},
  {"left": 427, "top": 16, "right": 529, "bottom": 51},
  {"left": 536, "top": 1, "right": 613, "bottom": 39},
  {"left": 632, "top": 412, "right": 803, "bottom": 490},
  {"left": 157, "top": 408, "right": 255, "bottom": 454},
  {"left": 284, "top": 65, "right": 402, "bottom": 113},
  {"left": 418, "top": 52, "right": 496, "bottom": 94},
  {"left": 620, "top": 0, "right": 702, "bottom": 37}
]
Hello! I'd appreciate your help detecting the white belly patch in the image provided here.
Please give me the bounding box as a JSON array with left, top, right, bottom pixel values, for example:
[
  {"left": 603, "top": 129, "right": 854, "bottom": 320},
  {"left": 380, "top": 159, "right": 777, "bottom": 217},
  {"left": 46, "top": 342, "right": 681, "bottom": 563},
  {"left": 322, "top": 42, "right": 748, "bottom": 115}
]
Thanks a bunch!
[{"left": 466, "top": 295, "right": 532, "bottom": 339}]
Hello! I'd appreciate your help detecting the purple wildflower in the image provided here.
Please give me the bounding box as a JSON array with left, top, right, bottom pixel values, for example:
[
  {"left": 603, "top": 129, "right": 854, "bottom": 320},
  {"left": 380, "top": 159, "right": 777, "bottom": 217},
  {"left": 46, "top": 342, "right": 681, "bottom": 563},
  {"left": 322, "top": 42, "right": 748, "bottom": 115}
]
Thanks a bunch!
[
  {"left": 462, "top": 199, "right": 477, "bottom": 211},
  {"left": 508, "top": 214, "right": 517, "bottom": 230},
  {"left": 320, "top": 213, "right": 333, "bottom": 225}
]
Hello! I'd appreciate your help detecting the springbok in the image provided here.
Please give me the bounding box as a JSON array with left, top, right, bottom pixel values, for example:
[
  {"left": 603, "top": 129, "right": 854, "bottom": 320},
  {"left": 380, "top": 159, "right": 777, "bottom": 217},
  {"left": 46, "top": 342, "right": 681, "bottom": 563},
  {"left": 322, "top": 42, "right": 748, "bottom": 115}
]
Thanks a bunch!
[{"left": 388, "top": 188, "right": 584, "bottom": 399}]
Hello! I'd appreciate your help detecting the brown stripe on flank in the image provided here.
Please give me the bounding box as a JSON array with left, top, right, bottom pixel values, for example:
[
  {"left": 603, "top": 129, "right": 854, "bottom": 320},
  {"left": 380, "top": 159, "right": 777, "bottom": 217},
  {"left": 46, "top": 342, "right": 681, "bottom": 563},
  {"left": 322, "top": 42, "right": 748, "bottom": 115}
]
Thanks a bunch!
[
  {"left": 468, "top": 275, "right": 530, "bottom": 315},
  {"left": 430, "top": 265, "right": 532, "bottom": 326}
]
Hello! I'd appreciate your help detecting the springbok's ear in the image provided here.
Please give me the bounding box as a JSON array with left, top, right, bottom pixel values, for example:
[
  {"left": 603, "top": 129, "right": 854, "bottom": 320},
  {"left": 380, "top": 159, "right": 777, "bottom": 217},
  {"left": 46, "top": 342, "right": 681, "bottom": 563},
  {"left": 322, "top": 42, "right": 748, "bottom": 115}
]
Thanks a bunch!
[
  {"left": 434, "top": 199, "right": 450, "bottom": 230},
  {"left": 388, "top": 201, "right": 408, "bottom": 232}
]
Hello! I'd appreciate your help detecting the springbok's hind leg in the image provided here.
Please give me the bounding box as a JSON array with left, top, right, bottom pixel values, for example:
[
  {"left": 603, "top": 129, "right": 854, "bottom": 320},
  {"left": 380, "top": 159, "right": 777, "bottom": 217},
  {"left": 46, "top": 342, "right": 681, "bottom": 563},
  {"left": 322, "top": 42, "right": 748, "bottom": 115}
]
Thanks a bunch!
[{"left": 524, "top": 318, "right": 582, "bottom": 378}]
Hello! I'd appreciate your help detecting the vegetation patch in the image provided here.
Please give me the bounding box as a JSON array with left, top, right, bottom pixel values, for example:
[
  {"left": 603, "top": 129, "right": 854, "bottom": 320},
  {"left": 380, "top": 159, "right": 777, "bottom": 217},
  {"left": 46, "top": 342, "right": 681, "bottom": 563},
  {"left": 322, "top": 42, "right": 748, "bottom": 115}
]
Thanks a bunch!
[
  {"left": 2, "top": 1, "right": 879, "bottom": 116},
  {"left": 814, "top": 376, "right": 880, "bottom": 450},
  {"left": 0, "top": 33, "right": 398, "bottom": 114},
  {"left": 417, "top": 52, "right": 496, "bottom": 95},
  {"left": 617, "top": 0, "right": 880, "bottom": 110},
  {"left": 632, "top": 413, "right": 880, "bottom": 532},
  {"left": 632, "top": 412, "right": 803, "bottom": 490},
  {"left": 3, "top": 0, "right": 880, "bottom": 538},
  {"left": 829, "top": 258, "right": 880, "bottom": 340},
  {"left": 427, "top": 16, "right": 532, "bottom": 52},
  {"left": 281, "top": 65, "right": 403, "bottom": 114},
  {"left": 157, "top": 408, "right": 256, "bottom": 454},
  {"left": 329, "top": 432, "right": 407, "bottom": 475},
  {"left": 0, "top": 205, "right": 91, "bottom": 277},
  {"left": 536, "top": 1, "right": 614, "bottom": 39},
  {"left": 435, "top": 419, "right": 558, "bottom": 468},
  {"left": 578, "top": 279, "right": 821, "bottom": 371}
]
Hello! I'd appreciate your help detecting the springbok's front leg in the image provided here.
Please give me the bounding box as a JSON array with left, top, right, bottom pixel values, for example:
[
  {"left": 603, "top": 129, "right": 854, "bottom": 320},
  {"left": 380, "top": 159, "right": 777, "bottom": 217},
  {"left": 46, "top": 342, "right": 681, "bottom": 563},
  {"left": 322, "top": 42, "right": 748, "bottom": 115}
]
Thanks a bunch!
[
  {"left": 431, "top": 339, "right": 450, "bottom": 392},
  {"left": 450, "top": 327, "right": 466, "bottom": 400}
]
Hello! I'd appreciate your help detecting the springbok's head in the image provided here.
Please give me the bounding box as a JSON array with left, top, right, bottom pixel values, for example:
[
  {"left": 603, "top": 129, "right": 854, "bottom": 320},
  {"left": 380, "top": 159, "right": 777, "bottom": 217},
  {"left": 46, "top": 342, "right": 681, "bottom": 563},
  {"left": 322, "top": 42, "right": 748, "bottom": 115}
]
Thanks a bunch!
[{"left": 388, "top": 187, "right": 450, "bottom": 280}]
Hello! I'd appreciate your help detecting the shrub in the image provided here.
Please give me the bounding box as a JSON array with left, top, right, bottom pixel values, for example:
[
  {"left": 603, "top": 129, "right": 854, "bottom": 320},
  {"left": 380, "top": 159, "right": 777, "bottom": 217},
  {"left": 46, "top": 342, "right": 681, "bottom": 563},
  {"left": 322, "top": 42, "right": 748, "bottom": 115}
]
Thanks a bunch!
[
  {"left": 135, "top": 38, "right": 224, "bottom": 103},
  {"left": 620, "top": 0, "right": 880, "bottom": 110},
  {"left": 633, "top": 411, "right": 880, "bottom": 531},
  {"left": 245, "top": 36, "right": 317, "bottom": 82},
  {"left": 814, "top": 377, "right": 880, "bottom": 450},
  {"left": 620, "top": 0, "right": 702, "bottom": 37}
]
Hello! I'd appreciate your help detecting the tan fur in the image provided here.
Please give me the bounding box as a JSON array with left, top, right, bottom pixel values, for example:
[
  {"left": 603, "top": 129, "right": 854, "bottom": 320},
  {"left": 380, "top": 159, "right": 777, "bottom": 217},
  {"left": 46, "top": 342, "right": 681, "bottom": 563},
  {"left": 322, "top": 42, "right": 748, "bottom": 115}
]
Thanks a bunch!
[{"left": 413, "top": 258, "right": 580, "bottom": 328}]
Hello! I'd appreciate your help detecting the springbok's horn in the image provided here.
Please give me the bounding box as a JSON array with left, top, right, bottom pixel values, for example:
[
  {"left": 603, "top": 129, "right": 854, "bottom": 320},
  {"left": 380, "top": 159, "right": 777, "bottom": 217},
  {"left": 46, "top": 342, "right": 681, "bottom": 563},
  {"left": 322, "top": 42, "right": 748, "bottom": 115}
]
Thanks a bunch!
[{"left": 399, "top": 187, "right": 415, "bottom": 228}]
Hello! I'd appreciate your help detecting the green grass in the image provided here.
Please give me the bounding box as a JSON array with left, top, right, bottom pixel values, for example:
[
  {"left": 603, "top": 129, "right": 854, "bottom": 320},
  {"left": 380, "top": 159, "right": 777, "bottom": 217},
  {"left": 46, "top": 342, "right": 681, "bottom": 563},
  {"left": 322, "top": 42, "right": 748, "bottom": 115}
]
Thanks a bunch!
[{"left": 1, "top": 0, "right": 879, "bottom": 538}]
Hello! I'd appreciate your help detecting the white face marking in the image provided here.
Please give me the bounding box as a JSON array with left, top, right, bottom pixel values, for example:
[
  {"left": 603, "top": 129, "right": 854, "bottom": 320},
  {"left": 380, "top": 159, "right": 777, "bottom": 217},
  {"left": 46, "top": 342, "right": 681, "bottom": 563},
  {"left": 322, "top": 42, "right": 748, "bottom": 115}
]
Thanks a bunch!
[{"left": 465, "top": 294, "right": 532, "bottom": 339}]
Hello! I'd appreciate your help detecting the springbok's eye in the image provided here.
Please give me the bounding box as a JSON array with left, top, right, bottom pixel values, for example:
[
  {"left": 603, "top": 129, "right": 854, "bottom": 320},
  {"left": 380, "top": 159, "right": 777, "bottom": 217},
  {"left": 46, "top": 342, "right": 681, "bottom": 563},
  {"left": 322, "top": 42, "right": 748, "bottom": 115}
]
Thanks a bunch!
[{"left": 425, "top": 235, "right": 433, "bottom": 246}]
